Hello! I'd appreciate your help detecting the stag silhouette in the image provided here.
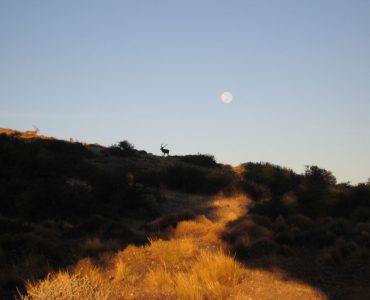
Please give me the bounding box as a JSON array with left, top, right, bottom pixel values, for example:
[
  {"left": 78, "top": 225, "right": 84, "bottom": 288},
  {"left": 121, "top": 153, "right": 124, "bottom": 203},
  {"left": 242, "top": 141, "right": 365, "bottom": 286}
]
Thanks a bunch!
[{"left": 160, "top": 144, "right": 170, "bottom": 156}]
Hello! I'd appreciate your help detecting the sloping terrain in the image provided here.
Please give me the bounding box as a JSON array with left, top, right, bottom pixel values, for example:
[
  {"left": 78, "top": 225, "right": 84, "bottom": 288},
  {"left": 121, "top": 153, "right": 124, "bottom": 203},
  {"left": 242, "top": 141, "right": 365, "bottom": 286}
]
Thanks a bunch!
[
  {"left": 19, "top": 194, "right": 325, "bottom": 300},
  {"left": 224, "top": 163, "right": 370, "bottom": 299},
  {"left": 1, "top": 130, "right": 369, "bottom": 299},
  {"left": 0, "top": 131, "right": 235, "bottom": 298}
]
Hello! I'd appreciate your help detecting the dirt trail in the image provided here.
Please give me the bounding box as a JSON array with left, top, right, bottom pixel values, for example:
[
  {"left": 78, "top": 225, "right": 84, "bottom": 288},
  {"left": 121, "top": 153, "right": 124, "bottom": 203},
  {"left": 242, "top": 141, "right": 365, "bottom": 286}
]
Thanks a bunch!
[
  {"left": 161, "top": 193, "right": 327, "bottom": 300},
  {"left": 208, "top": 194, "right": 249, "bottom": 224},
  {"left": 20, "top": 194, "right": 327, "bottom": 300},
  {"left": 167, "top": 194, "right": 327, "bottom": 300}
]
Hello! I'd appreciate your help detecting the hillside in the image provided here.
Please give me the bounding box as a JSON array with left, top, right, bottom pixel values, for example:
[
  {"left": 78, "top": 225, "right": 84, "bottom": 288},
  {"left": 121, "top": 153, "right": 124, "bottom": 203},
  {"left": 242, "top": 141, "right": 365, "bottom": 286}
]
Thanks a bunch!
[{"left": 0, "top": 130, "right": 369, "bottom": 299}]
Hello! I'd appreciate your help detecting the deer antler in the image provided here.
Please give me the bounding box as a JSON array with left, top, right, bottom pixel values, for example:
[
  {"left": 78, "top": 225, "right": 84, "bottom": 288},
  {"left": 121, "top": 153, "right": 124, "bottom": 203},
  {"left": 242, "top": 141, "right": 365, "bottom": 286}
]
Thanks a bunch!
[{"left": 160, "top": 143, "right": 170, "bottom": 156}]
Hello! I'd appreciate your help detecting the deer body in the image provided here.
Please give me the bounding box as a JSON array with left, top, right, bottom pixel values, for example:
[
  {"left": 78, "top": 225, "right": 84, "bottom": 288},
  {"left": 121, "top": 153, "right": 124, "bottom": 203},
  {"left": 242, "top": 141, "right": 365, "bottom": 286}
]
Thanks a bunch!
[{"left": 160, "top": 144, "right": 170, "bottom": 156}]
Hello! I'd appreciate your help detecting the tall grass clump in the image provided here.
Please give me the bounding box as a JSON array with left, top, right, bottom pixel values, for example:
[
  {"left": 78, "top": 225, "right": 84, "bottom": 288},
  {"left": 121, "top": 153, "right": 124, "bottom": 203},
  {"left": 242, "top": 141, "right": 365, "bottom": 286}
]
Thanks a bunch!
[
  {"left": 20, "top": 272, "right": 111, "bottom": 300},
  {"left": 175, "top": 250, "right": 246, "bottom": 300}
]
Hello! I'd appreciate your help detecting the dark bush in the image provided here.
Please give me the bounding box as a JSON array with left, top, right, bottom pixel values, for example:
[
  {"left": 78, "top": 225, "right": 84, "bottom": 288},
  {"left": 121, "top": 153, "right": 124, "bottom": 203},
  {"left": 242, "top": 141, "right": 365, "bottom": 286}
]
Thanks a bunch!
[
  {"left": 106, "top": 140, "right": 136, "bottom": 157},
  {"left": 162, "top": 163, "right": 233, "bottom": 194},
  {"left": 236, "top": 237, "right": 277, "bottom": 259},
  {"left": 250, "top": 214, "right": 273, "bottom": 228},
  {"left": 176, "top": 154, "right": 218, "bottom": 168},
  {"left": 242, "top": 162, "right": 301, "bottom": 196},
  {"left": 146, "top": 210, "right": 196, "bottom": 231}
]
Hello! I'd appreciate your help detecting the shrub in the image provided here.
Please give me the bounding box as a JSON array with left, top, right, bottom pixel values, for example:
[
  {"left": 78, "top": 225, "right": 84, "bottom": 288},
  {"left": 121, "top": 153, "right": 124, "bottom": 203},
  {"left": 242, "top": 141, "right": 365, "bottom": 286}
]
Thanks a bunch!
[
  {"left": 177, "top": 154, "right": 217, "bottom": 168},
  {"left": 223, "top": 218, "right": 272, "bottom": 252},
  {"left": 175, "top": 250, "right": 245, "bottom": 299},
  {"left": 238, "top": 237, "right": 277, "bottom": 258},
  {"left": 162, "top": 163, "right": 233, "bottom": 194},
  {"left": 350, "top": 206, "right": 370, "bottom": 222},
  {"left": 20, "top": 272, "right": 111, "bottom": 300},
  {"left": 274, "top": 215, "right": 289, "bottom": 231},
  {"left": 242, "top": 162, "right": 301, "bottom": 196},
  {"left": 106, "top": 140, "right": 136, "bottom": 157},
  {"left": 146, "top": 211, "right": 196, "bottom": 232},
  {"left": 250, "top": 214, "right": 273, "bottom": 228},
  {"left": 117, "top": 140, "right": 134, "bottom": 152},
  {"left": 290, "top": 214, "right": 314, "bottom": 229},
  {"left": 304, "top": 165, "right": 337, "bottom": 188},
  {"left": 324, "top": 218, "right": 350, "bottom": 236},
  {"left": 275, "top": 229, "right": 296, "bottom": 245}
]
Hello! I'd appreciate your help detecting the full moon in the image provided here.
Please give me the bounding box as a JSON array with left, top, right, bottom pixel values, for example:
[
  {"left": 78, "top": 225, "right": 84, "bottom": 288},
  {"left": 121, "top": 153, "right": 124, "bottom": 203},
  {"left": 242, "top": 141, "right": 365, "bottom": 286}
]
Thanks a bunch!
[{"left": 221, "top": 91, "right": 233, "bottom": 103}]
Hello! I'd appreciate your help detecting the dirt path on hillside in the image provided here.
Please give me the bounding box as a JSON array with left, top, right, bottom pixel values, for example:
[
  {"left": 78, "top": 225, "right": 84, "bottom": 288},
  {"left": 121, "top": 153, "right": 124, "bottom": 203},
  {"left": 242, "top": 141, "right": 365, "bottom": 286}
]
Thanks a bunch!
[
  {"left": 20, "top": 194, "right": 327, "bottom": 300},
  {"left": 162, "top": 193, "right": 327, "bottom": 300}
]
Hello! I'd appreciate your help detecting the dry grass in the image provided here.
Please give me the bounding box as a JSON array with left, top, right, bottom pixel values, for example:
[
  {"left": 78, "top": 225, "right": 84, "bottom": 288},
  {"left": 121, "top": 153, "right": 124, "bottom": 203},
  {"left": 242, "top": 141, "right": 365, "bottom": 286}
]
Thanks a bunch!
[
  {"left": 20, "top": 195, "right": 326, "bottom": 300},
  {"left": 148, "top": 238, "right": 196, "bottom": 267},
  {"left": 74, "top": 258, "right": 104, "bottom": 283},
  {"left": 175, "top": 250, "right": 246, "bottom": 300},
  {"left": 20, "top": 272, "right": 111, "bottom": 300},
  {"left": 170, "top": 215, "right": 223, "bottom": 245}
]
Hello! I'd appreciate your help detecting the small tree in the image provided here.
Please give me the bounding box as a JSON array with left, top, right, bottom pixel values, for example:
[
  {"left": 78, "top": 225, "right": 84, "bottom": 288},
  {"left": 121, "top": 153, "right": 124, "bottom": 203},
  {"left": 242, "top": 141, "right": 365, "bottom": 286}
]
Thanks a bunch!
[
  {"left": 108, "top": 140, "right": 136, "bottom": 156},
  {"left": 304, "top": 165, "right": 336, "bottom": 189},
  {"left": 118, "top": 140, "right": 135, "bottom": 152}
]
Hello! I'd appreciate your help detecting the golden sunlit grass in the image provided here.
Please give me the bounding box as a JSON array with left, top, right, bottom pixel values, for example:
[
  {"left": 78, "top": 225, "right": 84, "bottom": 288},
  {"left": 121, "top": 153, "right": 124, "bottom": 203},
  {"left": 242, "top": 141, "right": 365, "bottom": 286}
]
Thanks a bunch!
[
  {"left": 20, "top": 195, "right": 326, "bottom": 300},
  {"left": 20, "top": 272, "right": 111, "bottom": 300},
  {"left": 148, "top": 238, "right": 196, "bottom": 267},
  {"left": 174, "top": 250, "right": 247, "bottom": 300},
  {"left": 170, "top": 215, "right": 223, "bottom": 245}
]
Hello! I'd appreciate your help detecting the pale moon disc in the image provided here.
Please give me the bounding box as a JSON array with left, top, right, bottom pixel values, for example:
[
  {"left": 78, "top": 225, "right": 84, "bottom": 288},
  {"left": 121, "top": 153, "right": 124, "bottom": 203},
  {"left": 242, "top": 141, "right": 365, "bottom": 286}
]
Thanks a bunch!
[{"left": 221, "top": 91, "right": 233, "bottom": 103}]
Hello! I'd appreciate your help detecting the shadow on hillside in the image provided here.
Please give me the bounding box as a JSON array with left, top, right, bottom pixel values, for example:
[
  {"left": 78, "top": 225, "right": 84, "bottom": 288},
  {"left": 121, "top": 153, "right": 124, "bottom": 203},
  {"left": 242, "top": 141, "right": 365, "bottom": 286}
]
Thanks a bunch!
[
  {"left": 0, "top": 134, "right": 158, "bottom": 299},
  {"left": 0, "top": 218, "right": 150, "bottom": 300},
  {"left": 1, "top": 133, "right": 239, "bottom": 299},
  {"left": 222, "top": 162, "right": 370, "bottom": 300},
  {"left": 224, "top": 217, "right": 370, "bottom": 299}
]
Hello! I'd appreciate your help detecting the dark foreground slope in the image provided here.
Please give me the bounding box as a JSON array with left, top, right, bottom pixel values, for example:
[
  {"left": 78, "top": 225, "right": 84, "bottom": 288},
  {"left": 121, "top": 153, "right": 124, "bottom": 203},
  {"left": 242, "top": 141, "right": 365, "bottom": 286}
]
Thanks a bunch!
[{"left": 0, "top": 132, "right": 235, "bottom": 299}]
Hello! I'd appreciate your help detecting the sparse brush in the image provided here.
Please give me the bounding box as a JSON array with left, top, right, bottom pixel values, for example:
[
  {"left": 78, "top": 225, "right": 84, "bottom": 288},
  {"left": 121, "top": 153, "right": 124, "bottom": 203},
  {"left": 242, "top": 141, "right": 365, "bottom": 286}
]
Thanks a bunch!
[
  {"left": 148, "top": 238, "right": 196, "bottom": 267},
  {"left": 250, "top": 214, "right": 273, "bottom": 228},
  {"left": 171, "top": 214, "right": 225, "bottom": 246},
  {"left": 355, "top": 222, "right": 370, "bottom": 234},
  {"left": 113, "top": 258, "right": 133, "bottom": 283},
  {"left": 145, "top": 267, "right": 174, "bottom": 291},
  {"left": 175, "top": 250, "right": 246, "bottom": 300},
  {"left": 114, "top": 244, "right": 148, "bottom": 276},
  {"left": 74, "top": 258, "right": 104, "bottom": 283},
  {"left": 171, "top": 215, "right": 212, "bottom": 238},
  {"left": 291, "top": 214, "right": 314, "bottom": 229},
  {"left": 20, "top": 272, "right": 111, "bottom": 300},
  {"left": 192, "top": 250, "right": 245, "bottom": 287},
  {"left": 147, "top": 211, "right": 196, "bottom": 231},
  {"left": 275, "top": 215, "right": 289, "bottom": 231},
  {"left": 233, "top": 234, "right": 277, "bottom": 259},
  {"left": 78, "top": 238, "right": 106, "bottom": 256},
  {"left": 175, "top": 273, "right": 204, "bottom": 300},
  {"left": 224, "top": 218, "right": 271, "bottom": 246},
  {"left": 325, "top": 218, "right": 351, "bottom": 235}
]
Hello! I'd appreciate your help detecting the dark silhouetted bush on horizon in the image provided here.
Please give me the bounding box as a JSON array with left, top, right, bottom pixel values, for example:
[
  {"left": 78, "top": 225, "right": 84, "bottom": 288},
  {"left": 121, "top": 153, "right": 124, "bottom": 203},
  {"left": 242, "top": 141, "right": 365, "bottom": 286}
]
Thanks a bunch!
[
  {"left": 175, "top": 154, "right": 218, "bottom": 168},
  {"left": 106, "top": 140, "right": 137, "bottom": 157}
]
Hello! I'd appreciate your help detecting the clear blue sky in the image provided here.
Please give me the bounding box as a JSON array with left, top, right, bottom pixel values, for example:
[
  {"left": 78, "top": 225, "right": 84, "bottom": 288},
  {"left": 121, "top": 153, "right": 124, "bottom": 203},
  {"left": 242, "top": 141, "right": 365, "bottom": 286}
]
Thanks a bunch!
[{"left": 1, "top": 1, "right": 369, "bottom": 184}]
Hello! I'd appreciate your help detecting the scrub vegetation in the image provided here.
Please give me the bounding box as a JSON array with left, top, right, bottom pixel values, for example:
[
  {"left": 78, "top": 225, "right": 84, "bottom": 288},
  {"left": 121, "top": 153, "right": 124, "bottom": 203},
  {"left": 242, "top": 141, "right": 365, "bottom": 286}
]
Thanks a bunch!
[
  {"left": 224, "top": 163, "right": 370, "bottom": 299},
  {"left": 18, "top": 195, "right": 325, "bottom": 300},
  {"left": 0, "top": 129, "right": 369, "bottom": 299}
]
